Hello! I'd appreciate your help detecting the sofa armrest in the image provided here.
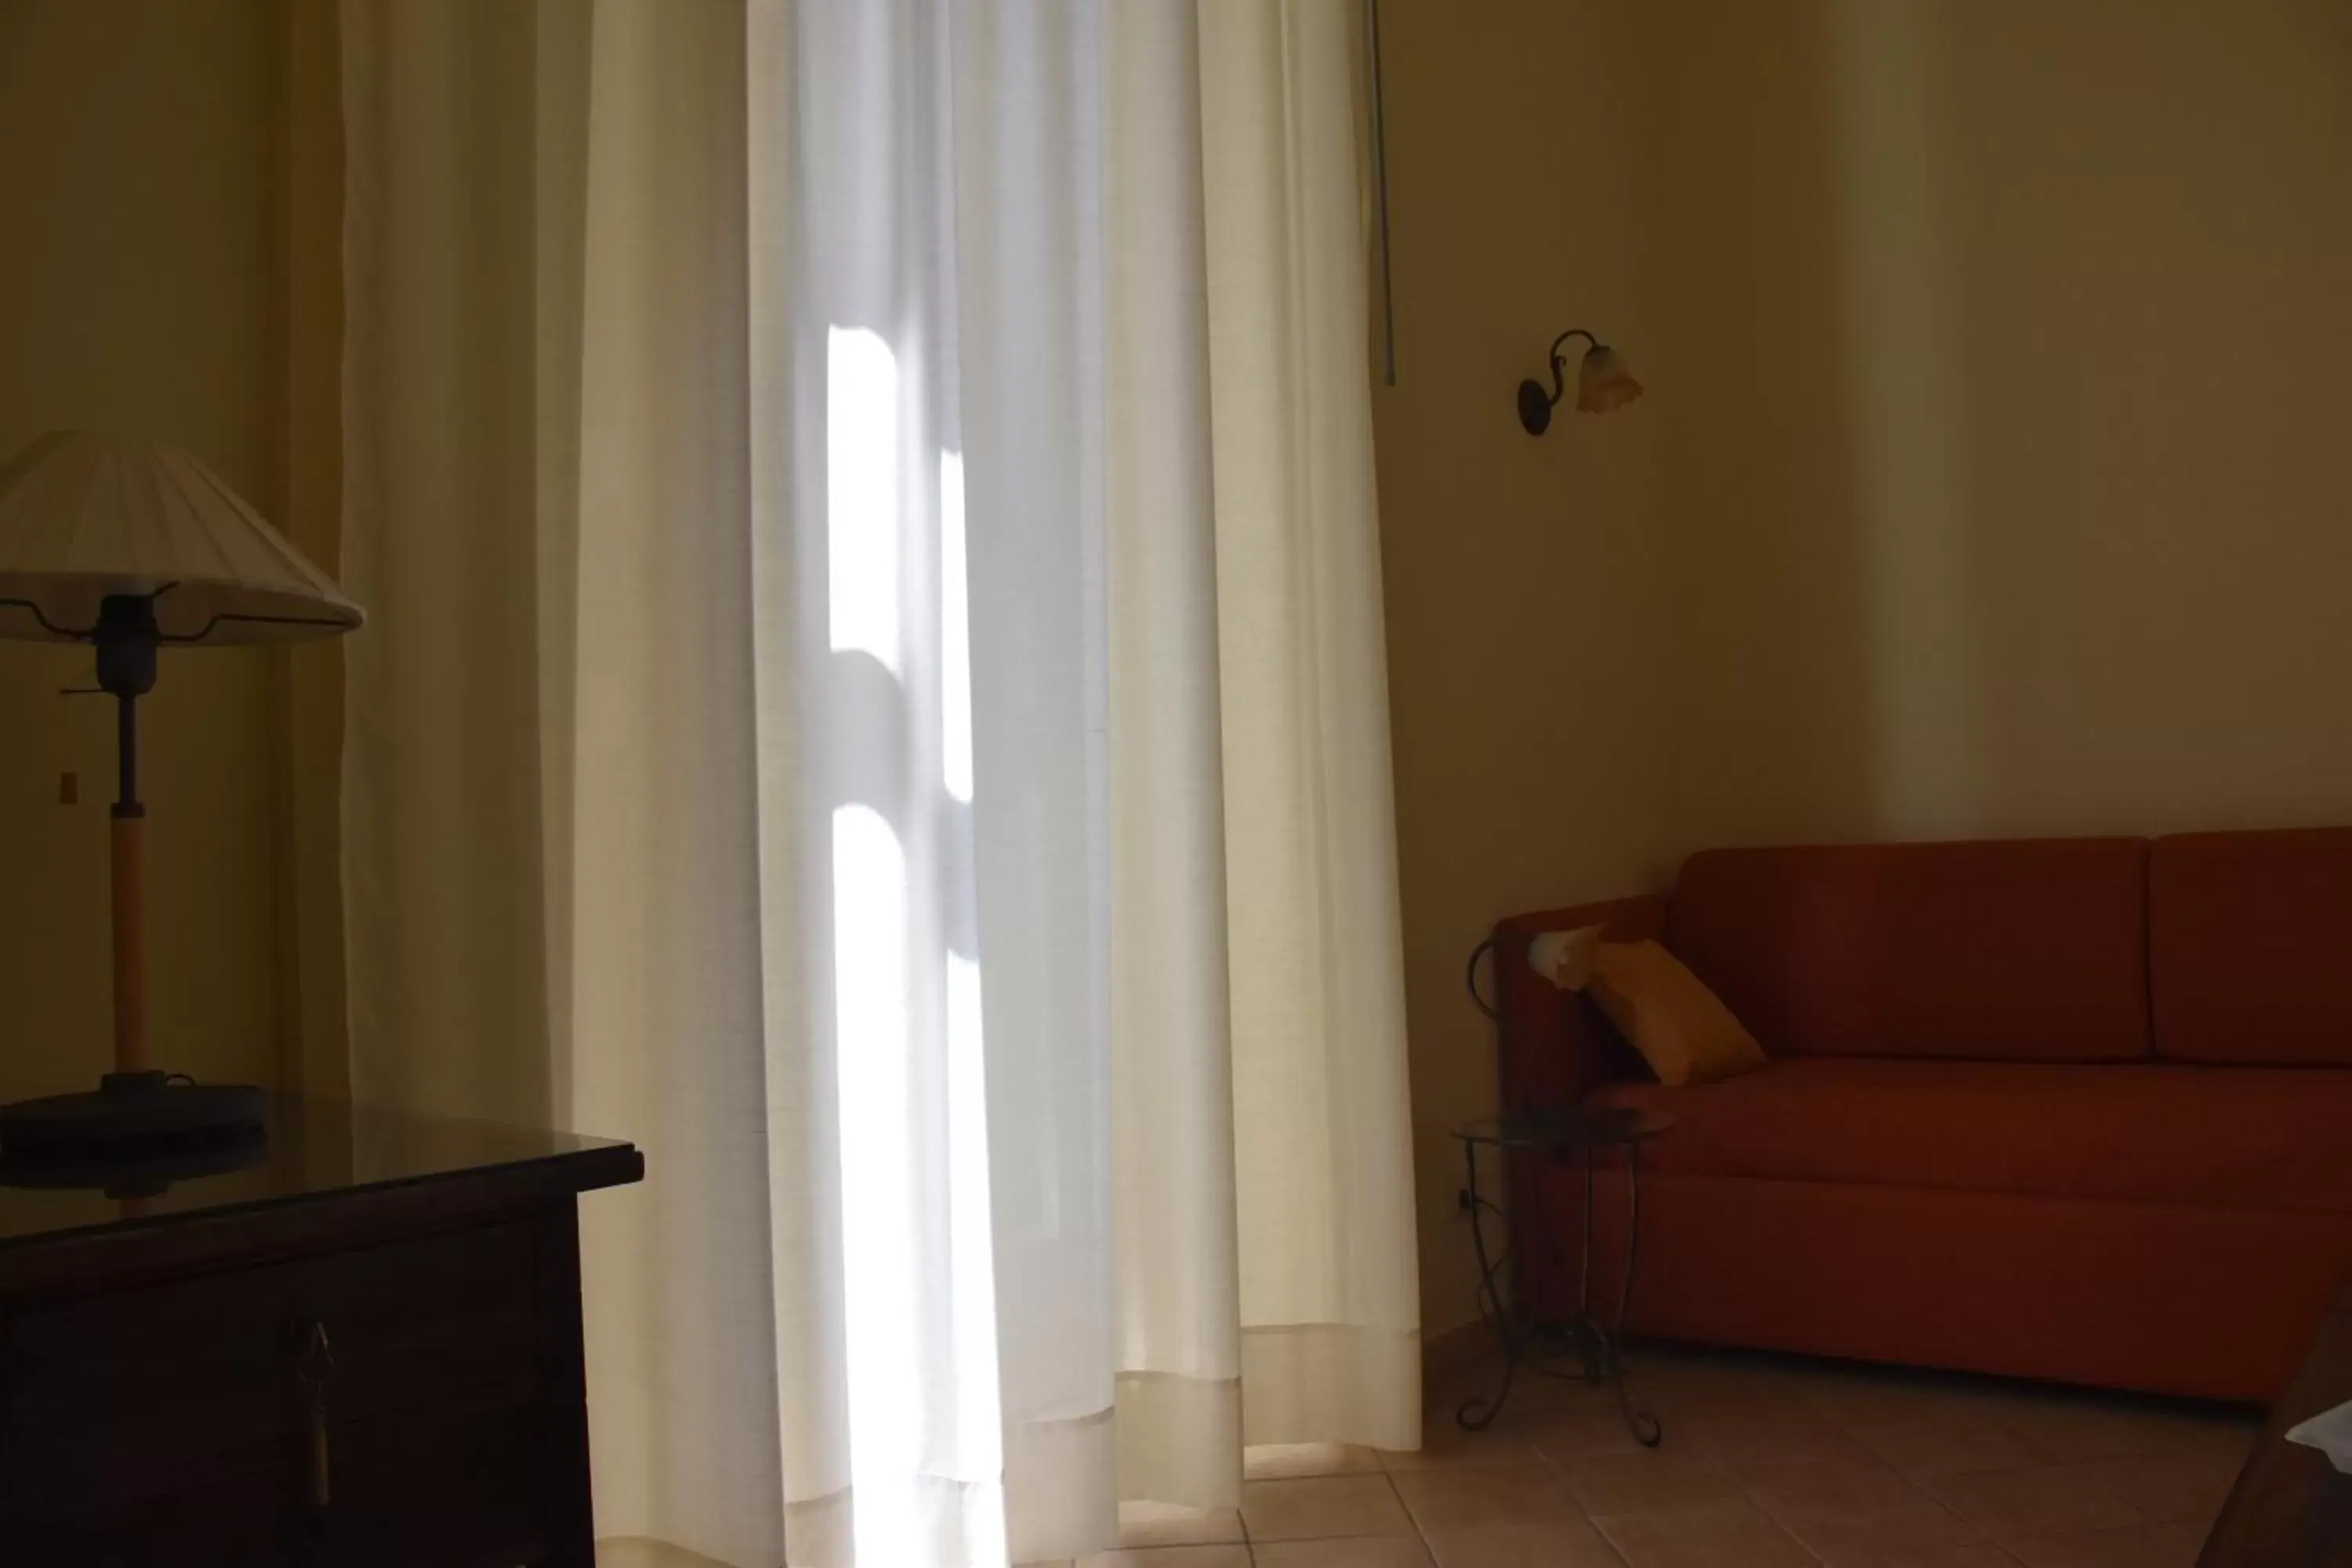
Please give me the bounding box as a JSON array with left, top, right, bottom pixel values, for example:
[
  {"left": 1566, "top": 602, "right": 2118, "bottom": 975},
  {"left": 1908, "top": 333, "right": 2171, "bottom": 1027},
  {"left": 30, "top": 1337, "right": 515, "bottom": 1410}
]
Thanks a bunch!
[{"left": 1490, "top": 895, "right": 1667, "bottom": 1108}]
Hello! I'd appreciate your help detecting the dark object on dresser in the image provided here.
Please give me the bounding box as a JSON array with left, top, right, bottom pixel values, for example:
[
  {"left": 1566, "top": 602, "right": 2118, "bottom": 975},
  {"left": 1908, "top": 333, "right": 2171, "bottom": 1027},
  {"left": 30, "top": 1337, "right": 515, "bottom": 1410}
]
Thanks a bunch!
[
  {"left": 2203, "top": 1271, "right": 2352, "bottom": 1565},
  {"left": 0, "top": 1097, "right": 643, "bottom": 1566}
]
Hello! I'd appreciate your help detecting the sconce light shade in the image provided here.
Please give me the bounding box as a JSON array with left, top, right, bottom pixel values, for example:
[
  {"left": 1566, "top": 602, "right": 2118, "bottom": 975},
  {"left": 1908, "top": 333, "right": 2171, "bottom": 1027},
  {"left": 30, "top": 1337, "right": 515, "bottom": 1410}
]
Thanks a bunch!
[
  {"left": 1575, "top": 345, "right": 1645, "bottom": 414},
  {"left": 1518, "top": 328, "right": 1643, "bottom": 435}
]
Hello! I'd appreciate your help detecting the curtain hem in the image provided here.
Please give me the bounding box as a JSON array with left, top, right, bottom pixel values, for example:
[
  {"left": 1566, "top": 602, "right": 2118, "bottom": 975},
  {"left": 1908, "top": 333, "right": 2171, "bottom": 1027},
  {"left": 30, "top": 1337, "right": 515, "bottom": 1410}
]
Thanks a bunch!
[{"left": 1241, "top": 1321, "right": 1421, "bottom": 1453}]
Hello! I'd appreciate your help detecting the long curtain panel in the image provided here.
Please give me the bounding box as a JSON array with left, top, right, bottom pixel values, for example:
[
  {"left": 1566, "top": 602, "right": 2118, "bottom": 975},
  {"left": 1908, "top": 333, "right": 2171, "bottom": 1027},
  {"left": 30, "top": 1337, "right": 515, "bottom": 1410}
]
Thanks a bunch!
[{"left": 339, "top": 2, "right": 1417, "bottom": 1564}]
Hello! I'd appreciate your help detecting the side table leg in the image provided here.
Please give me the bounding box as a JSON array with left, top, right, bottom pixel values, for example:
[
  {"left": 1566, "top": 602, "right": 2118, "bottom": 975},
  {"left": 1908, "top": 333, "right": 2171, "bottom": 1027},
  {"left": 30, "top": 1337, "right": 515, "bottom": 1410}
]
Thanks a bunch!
[
  {"left": 1577, "top": 1145, "right": 1602, "bottom": 1384},
  {"left": 1457, "top": 1140, "right": 1521, "bottom": 1431},
  {"left": 1603, "top": 1143, "right": 1663, "bottom": 1446}
]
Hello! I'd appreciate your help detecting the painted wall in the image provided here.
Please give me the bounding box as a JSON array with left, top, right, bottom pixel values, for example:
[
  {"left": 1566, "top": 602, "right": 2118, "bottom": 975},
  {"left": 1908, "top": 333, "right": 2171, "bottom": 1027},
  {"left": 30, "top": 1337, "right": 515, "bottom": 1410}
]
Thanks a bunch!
[
  {"left": 1372, "top": 0, "right": 1671, "bottom": 1341},
  {"left": 1383, "top": 0, "right": 2352, "bottom": 1341},
  {"left": 0, "top": 0, "right": 284, "bottom": 1099},
  {"left": 1650, "top": 0, "right": 2352, "bottom": 849}
]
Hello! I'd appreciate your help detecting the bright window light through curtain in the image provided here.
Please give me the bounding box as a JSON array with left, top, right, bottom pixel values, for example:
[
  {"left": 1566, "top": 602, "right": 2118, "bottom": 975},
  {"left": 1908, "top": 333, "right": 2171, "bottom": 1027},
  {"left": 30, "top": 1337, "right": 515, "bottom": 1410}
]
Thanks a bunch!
[
  {"left": 830, "top": 802, "right": 924, "bottom": 1564},
  {"left": 942, "top": 450, "right": 973, "bottom": 805},
  {"left": 826, "top": 328, "right": 902, "bottom": 676},
  {"left": 337, "top": 2, "right": 1421, "bottom": 1564}
]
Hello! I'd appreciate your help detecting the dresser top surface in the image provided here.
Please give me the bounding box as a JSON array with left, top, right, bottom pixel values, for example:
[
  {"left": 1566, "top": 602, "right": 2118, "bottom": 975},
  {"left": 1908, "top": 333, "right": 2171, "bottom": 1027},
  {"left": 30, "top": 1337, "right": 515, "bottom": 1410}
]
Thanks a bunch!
[{"left": 0, "top": 1097, "right": 641, "bottom": 1251}]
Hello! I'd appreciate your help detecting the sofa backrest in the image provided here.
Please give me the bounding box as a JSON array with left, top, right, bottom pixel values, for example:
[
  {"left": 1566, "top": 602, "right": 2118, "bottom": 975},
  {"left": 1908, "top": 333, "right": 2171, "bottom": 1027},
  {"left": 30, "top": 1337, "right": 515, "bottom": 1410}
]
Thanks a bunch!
[
  {"left": 2151, "top": 828, "right": 2352, "bottom": 1065},
  {"left": 1666, "top": 838, "right": 2153, "bottom": 1062}
]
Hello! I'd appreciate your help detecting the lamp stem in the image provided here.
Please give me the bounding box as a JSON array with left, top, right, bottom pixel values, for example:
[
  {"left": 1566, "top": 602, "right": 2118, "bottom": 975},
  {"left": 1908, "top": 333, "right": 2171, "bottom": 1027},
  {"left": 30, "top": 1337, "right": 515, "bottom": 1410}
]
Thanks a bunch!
[{"left": 112, "top": 691, "right": 147, "bottom": 1076}]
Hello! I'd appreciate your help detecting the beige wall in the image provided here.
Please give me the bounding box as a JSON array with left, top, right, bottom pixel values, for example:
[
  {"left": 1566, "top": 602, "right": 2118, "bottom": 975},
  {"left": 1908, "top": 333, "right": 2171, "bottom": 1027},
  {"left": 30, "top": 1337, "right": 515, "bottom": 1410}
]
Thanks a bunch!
[
  {"left": 0, "top": 0, "right": 284, "bottom": 1098},
  {"left": 1383, "top": 0, "right": 2352, "bottom": 1340},
  {"left": 1653, "top": 0, "right": 2352, "bottom": 849},
  {"left": 1372, "top": 1, "right": 1673, "bottom": 1340}
]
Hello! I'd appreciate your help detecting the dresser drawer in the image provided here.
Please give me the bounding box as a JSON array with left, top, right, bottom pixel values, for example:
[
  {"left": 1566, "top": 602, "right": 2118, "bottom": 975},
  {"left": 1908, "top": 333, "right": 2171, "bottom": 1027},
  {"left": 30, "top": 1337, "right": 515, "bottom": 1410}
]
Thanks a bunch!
[
  {"left": 2, "top": 1257, "right": 298, "bottom": 1497},
  {"left": 1, "top": 1392, "right": 554, "bottom": 1568},
  {"left": 314, "top": 1388, "right": 553, "bottom": 1567},
  {"left": 0, "top": 1440, "right": 299, "bottom": 1567},
  {"left": 296, "top": 1218, "right": 543, "bottom": 1421},
  {"left": 1, "top": 1220, "right": 542, "bottom": 1505}
]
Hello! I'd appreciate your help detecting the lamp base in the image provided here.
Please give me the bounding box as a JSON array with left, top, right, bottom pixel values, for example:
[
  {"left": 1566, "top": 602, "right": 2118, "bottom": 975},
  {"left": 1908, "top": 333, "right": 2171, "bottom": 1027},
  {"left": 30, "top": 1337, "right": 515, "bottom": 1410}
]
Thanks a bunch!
[{"left": 0, "top": 1070, "right": 267, "bottom": 1161}]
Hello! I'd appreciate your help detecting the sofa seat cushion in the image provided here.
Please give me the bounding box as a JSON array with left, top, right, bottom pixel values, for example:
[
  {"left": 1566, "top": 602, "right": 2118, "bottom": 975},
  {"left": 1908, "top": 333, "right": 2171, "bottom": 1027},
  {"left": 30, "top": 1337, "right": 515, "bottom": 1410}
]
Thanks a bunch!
[{"left": 1585, "top": 1056, "right": 2352, "bottom": 1213}]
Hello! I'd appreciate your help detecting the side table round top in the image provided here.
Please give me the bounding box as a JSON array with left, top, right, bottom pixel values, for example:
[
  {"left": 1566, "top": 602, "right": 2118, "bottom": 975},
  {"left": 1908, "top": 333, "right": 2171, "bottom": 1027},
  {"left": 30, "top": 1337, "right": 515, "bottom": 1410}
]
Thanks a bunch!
[{"left": 1454, "top": 1105, "right": 1675, "bottom": 1151}]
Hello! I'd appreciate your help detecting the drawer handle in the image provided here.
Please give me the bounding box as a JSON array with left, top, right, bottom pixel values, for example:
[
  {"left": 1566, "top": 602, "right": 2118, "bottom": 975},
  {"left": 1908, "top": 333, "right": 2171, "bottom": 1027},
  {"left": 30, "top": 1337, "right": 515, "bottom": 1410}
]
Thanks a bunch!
[{"left": 296, "top": 1319, "right": 336, "bottom": 1511}]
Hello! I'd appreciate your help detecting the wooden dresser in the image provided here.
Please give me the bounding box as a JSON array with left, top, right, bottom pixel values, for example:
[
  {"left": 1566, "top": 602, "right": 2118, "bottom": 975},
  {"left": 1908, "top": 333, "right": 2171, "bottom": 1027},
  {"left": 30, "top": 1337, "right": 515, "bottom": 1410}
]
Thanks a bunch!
[
  {"left": 0, "top": 1098, "right": 642, "bottom": 1566},
  {"left": 2204, "top": 1272, "right": 2352, "bottom": 1566}
]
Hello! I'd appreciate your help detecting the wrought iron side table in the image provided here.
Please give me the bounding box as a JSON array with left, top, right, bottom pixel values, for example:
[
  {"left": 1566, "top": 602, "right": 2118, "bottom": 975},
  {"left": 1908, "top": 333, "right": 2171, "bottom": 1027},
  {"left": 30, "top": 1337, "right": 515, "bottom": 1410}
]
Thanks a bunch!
[{"left": 1453, "top": 1106, "right": 1671, "bottom": 1444}]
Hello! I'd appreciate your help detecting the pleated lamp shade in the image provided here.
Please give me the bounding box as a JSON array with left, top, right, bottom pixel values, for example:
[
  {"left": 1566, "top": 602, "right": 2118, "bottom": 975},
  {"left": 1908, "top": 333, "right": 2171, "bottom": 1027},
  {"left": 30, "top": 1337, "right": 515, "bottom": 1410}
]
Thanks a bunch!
[{"left": 0, "top": 430, "right": 361, "bottom": 644}]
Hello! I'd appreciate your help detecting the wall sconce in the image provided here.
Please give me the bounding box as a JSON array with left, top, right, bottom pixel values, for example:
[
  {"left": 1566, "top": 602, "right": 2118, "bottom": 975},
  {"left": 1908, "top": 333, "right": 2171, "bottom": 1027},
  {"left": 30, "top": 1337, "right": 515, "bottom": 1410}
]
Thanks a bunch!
[{"left": 1516, "top": 328, "right": 1644, "bottom": 435}]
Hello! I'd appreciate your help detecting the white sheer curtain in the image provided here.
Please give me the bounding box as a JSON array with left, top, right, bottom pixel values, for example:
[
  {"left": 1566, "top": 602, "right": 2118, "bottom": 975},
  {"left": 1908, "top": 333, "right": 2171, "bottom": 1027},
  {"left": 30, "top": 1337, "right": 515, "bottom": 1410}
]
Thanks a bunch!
[{"left": 340, "top": 2, "right": 1417, "bottom": 1564}]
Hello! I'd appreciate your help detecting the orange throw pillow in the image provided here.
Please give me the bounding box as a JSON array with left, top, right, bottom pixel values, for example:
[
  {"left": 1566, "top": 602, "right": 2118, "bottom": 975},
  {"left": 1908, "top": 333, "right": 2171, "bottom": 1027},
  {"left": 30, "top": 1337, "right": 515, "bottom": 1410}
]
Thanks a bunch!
[{"left": 1588, "top": 939, "right": 1766, "bottom": 1087}]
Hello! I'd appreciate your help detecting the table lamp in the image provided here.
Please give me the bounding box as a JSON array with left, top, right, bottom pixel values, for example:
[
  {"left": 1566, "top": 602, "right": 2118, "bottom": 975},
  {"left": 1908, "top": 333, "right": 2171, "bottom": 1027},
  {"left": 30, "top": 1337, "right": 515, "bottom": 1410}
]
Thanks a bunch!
[{"left": 0, "top": 431, "right": 362, "bottom": 1161}]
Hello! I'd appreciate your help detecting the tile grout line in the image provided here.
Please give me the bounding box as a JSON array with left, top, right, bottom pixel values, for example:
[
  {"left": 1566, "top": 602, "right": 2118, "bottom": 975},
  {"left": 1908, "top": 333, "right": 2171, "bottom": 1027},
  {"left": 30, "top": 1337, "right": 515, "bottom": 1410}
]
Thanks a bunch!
[
  {"left": 1641, "top": 1436, "right": 1822, "bottom": 1566},
  {"left": 1470, "top": 1352, "right": 2246, "bottom": 1567},
  {"left": 1512, "top": 1407, "right": 1650, "bottom": 1568},
  {"left": 1783, "top": 1383, "right": 2020, "bottom": 1564},
  {"left": 1381, "top": 1468, "right": 1434, "bottom": 1564},
  {"left": 1705, "top": 1403, "right": 1857, "bottom": 1568},
  {"left": 1784, "top": 1381, "right": 2118, "bottom": 1566}
]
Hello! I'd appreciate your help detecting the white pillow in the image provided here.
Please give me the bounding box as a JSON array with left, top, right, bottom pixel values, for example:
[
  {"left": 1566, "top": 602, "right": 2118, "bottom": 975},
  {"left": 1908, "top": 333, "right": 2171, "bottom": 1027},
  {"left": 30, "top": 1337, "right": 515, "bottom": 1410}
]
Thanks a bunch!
[{"left": 1525, "top": 924, "right": 1606, "bottom": 993}]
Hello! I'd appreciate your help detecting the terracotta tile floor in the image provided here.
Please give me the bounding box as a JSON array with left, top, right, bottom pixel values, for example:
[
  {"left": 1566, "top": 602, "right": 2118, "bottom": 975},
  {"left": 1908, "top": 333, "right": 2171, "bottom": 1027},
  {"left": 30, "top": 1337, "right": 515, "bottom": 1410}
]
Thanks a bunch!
[{"left": 1025, "top": 1342, "right": 2260, "bottom": 1568}]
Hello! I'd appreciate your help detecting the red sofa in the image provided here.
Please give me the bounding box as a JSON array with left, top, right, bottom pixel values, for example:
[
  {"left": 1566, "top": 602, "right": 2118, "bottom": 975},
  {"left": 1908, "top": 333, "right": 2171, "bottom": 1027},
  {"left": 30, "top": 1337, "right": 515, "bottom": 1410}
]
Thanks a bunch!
[{"left": 1493, "top": 829, "right": 2352, "bottom": 1401}]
